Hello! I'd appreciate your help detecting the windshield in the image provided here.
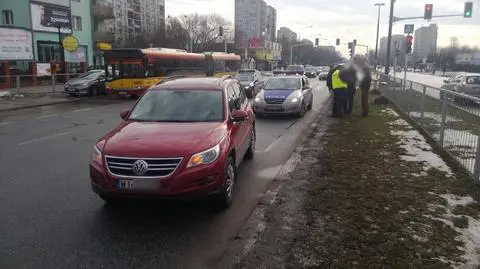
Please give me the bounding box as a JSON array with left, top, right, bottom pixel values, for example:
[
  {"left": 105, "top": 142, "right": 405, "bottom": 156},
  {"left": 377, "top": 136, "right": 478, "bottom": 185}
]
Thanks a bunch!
[
  {"left": 128, "top": 89, "right": 224, "bottom": 122},
  {"left": 287, "top": 65, "right": 304, "bottom": 71},
  {"left": 236, "top": 73, "right": 254, "bottom": 82},
  {"left": 105, "top": 62, "right": 145, "bottom": 81},
  {"left": 263, "top": 77, "right": 301, "bottom": 90},
  {"left": 306, "top": 68, "right": 316, "bottom": 72}
]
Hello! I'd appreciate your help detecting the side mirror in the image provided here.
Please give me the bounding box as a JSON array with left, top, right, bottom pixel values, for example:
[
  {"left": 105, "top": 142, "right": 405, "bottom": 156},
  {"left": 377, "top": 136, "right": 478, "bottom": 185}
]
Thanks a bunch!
[
  {"left": 120, "top": 110, "right": 130, "bottom": 120},
  {"left": 231, "top": 110, "right": 248, "bottom": 122},
  {"left": 443, "top": 79, "right": 449, "bottom": 83}
]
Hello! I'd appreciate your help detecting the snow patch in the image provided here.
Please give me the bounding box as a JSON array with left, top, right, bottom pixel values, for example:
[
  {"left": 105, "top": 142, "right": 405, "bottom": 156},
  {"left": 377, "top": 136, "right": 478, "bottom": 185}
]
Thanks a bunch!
[
  {"left": 382, "top": 108, "right": 399, "bottom": 117},
  {"left": 391, "top": 129, "right": 453, "bottom": 176},
  {"left": 433, "top": 194, "right": 480, "bottom": 269},
  {"left": 410, "top": 112, "right": 462, "bottom": 123},
  {"left": 388, "top": 119, "right": 411, "bottom": 127}
]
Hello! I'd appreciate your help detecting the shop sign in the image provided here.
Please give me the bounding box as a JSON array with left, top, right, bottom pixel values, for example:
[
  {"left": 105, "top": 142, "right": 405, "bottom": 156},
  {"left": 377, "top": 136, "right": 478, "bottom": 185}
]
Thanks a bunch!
[{"left": 0, "top": 28, "right": 33, "bottom": 60}]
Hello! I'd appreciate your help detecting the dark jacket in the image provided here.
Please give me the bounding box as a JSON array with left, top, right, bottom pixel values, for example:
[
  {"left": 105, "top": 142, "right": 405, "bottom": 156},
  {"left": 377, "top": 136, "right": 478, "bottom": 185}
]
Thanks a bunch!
[
  {"left": 326, "top": 68, "right": 337, "bottom": 90},
  {"left": 359, "top": 66, "right": 372, "bottom": 90},
  {"left": 341, "top": 68, "right": 357, "bottom": 91}
]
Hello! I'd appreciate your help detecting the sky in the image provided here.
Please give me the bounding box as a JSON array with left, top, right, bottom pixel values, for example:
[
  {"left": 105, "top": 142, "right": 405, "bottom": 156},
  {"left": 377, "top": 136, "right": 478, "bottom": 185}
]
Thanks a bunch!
[{"left": 166, "top": 0, "right": 480, "bottom": 57}]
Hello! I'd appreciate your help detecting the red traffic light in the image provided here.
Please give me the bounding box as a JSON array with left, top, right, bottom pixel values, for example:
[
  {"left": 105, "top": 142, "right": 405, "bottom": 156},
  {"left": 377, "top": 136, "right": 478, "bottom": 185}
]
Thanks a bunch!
[
  {"left": 407, "top": 35, "right": 413, "bottom": 44},
  {"left": 425, "top": 4, "right": 432, "bottom": 10}
]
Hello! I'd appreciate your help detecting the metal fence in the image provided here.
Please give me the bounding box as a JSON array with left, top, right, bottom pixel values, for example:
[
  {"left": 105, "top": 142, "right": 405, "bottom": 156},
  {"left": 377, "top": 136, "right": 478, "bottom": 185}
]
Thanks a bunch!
[
  {"left": 376, "top": 73, "right": 480, "bottom": 180},
  {"left": 0, "top": 73, "right": 84, "bottom": 95}
]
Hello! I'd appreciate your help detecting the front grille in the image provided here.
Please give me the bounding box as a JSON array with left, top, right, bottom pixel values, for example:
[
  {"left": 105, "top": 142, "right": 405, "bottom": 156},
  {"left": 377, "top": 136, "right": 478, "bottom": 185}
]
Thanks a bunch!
[
  {"left": 105, "top": 156, "right": 182, "bottom": 178},
  {"left": 264, "top": 99, "right": 285, "bottom": 104}
]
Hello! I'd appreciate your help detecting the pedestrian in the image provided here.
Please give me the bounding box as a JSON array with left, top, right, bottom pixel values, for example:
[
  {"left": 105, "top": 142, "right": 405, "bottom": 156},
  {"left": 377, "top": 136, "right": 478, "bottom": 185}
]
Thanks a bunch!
[
  {"left": 326, "top": 65, "right": 337, "bottom": 94},
  {"left": 330, "top": 65, "right": 348, "bottom": 118},
  {"left": 344, "top": 65, "right": 357, "bottom": 115},
  {"left": 359, "top": 62, "right": 372, "bottom": 117}
]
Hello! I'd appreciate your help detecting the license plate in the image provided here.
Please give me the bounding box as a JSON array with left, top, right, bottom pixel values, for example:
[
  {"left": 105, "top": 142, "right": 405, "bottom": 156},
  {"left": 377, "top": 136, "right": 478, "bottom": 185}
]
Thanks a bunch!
[
  {"left": 116, "top": 179, "right": 160, "bottom": 190},
  {"left": 265, "top": 105, "right": 283, "bottom": 111}
]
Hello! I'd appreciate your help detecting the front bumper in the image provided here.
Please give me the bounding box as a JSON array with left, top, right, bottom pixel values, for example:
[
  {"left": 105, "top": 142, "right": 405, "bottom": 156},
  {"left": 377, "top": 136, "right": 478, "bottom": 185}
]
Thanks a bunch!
[
  {"left": 64, "top": 85, "right": 89, "bottom": 95},
  {"left": 89, "top": 159, "right": 225, "bottom": 199},
  {"left": 253, "top": 101, "right": 302, "bottom": 115}
]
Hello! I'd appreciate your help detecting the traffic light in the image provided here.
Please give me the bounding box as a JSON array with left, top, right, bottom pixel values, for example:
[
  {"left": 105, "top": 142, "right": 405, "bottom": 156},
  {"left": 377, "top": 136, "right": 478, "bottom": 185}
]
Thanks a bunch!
[
  {"left": 464, "top": 2, "right": 473, "bottom": 18},
  {"left": 424, "top": 4, "right": 433, "bottom": 20},
  {"left": 406, "top": 35, "right": 413, "bottom": 54},
  {"left": 336, "top": 38, "right": 340, "bottom": 46},
  {"left": 219, "top": 26, "right": 223, "bottom": 36},
  {"left": 348, "top": 42, "right": 354, "bottom": 57},
  {"left": 315, "top": 38, "right": 319, "bottom": 46}
]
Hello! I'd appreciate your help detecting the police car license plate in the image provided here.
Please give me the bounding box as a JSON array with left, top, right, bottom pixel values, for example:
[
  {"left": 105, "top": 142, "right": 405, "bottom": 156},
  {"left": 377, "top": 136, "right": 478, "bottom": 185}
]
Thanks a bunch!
[
  {"left": 116, "top": 179, "right": 160, "bottom": 190},
  {"left": 265, "top": 105, "right": 283, "bottom": 111}
]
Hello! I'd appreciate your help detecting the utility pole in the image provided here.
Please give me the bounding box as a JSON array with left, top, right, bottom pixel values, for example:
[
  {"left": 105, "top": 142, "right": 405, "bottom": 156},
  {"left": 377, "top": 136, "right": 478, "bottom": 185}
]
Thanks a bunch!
[
  {"left": 374, "top": 3, "right": 385, "bottom": 70},
  {"left": 385, "top": 0, "right": 395, "bottom": 74}
]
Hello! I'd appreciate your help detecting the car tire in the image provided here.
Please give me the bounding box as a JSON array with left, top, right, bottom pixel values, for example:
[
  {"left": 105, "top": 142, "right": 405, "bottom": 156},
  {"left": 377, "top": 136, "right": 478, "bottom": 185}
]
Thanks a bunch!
[
  {"left": 307, "top": 97, "right": 313, "bottom": 110},
  {"left": 298, "top": 102, "right": 306, "bottom": 117},
  {"left": 215, "top": 157, "right": 236, "bottom": 209},
  {"left": 89, "top": 86, "right": 99, "bottom": 96},
  {"left": 244, "top": 127, "right": 256, "bottom": 159}
]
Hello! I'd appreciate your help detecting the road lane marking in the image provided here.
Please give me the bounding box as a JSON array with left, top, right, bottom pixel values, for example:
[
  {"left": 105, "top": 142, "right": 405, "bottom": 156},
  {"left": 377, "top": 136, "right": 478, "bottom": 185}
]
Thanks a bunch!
[
  {"left": 264, "top": 136, "right": 283, "bottom": 152},
  {"left": 73, "top": 108, "right": 92, "bottom": 113},
  {"left": 0, "top": 121, "right": 12, "bottom": 126},
  {"left": 18, "top": 131, "right": 74, "bottom": 146},
  {"left": 37, "top": 114, "right": 58, "bottom": 119}
]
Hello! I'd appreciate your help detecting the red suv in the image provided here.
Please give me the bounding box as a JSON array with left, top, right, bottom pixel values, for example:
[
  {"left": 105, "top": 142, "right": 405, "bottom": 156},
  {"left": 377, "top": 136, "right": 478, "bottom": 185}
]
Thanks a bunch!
[{"left": 89, "top": 76, "right": 255, "bottom": 208}]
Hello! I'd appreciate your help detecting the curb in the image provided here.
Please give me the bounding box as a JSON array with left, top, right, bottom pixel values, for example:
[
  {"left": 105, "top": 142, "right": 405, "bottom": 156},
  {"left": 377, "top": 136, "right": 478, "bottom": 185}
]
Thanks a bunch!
[{"left": 0, "top": 98, "right": 79, "bottom": 112}]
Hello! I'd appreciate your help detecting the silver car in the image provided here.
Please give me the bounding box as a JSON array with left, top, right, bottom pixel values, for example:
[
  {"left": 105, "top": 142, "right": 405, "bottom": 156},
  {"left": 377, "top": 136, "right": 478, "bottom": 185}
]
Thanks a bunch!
[
  {"left": 440, "top": 73, "right": 480, "bottom": 104},
  {"left": 253, "top": 75, "right": 313, "bottom": 117}
]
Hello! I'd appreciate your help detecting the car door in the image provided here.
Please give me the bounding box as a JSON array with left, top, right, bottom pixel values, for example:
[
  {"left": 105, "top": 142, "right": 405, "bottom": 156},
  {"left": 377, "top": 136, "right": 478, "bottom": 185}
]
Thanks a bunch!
[
  {"left": 231, "top": 83, "right": 252, "bottom": 162},
  {"left": 227, "top": 85, "right": 246, "bottom": 165},
  {"left": 302, "top": 76, "right": 313, "bottom": 103}
]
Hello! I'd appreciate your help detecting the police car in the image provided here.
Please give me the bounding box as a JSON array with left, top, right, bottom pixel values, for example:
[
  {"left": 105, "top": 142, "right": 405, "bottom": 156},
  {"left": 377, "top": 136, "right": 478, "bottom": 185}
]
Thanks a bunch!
[{"left": 253, "top": 75, "right": 313, "bottom": 117}]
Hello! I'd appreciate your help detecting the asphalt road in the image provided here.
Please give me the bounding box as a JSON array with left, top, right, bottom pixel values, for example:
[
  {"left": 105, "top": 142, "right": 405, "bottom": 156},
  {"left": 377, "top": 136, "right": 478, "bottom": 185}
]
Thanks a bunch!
[{"left": 0, "top": 78, "right": 330, "bottom": 269}]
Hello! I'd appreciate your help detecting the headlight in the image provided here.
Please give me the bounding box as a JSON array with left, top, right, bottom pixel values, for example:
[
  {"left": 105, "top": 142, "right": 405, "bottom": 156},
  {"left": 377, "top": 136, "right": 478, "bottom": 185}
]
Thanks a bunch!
[
  {"left": 291, "top": 97, "right": 299, "bottom": 103},
  {"left": 91, "top": 145, "right": 102, "bottom": 165},
  {"left": 187, "top": 144, "right": 220, "bottom": 168},
  {"left": 81, "top": 83, "right": 88, "bottom": 86},
  {"left": 255, "top": 96, "right": 262, "bottom": 103}
]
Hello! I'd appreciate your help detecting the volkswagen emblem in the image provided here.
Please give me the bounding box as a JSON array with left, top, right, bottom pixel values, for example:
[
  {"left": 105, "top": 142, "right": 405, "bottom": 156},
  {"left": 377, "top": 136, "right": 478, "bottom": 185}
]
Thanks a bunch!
[{"left": 132, "top": 160, "right": 148, "bottom": 176}]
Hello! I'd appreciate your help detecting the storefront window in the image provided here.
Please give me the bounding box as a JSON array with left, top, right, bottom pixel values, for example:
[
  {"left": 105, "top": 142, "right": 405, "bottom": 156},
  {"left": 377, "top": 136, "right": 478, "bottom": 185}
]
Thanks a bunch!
[{"left": 37, "top": 41, "right": 60, "bottom": 63}]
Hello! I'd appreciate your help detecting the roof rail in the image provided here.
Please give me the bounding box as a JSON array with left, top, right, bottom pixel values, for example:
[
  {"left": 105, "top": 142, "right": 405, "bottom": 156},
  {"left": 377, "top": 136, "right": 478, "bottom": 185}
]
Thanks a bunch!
[{"left": 155, "top": 75, "right": 188, "bottom": 85}]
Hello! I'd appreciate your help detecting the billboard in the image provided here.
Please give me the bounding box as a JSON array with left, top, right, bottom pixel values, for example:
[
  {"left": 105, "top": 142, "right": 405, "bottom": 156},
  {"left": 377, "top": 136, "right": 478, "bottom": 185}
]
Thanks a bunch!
[
  {"left": 31, "top": 3, "right": 72, "bottom": 34},
  {"left": 0, "top": 28, "right": 33, "bottom": 60}
]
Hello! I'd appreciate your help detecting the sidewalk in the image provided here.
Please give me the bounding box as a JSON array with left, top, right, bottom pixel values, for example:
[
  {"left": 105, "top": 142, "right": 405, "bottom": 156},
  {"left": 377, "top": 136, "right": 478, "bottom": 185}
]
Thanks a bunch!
[
  {"left": 0, "top": 91, "right": 79, "bottom": 112},
  {"left": 220, "top": 93, "right": 480, "bottom": 269}
]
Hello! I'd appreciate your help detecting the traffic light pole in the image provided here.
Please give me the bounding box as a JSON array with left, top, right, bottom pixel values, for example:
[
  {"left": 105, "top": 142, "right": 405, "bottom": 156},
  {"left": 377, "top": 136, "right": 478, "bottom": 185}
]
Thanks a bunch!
[
  {"left": 403, "top": 52, "right": 408, "bottom": 90},
  {"left": 384, "top": 0, "right": 395, "bottom": 75},
  {"left": 393, "top": 14, "right": 465, "bottom": 23}
]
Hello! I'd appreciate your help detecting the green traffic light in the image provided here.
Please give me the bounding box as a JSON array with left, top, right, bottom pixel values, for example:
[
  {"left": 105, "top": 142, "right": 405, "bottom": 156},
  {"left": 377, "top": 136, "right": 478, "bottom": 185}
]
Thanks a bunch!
[{"left": 465, "top": 11, "right": 472, "bottom": 17}]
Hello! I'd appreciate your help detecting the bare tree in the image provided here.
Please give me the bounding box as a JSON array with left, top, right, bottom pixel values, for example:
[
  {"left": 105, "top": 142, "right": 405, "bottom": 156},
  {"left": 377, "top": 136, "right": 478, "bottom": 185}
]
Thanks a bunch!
[{"left": 180, "top": 13, "right": 232, "bottom": 52}]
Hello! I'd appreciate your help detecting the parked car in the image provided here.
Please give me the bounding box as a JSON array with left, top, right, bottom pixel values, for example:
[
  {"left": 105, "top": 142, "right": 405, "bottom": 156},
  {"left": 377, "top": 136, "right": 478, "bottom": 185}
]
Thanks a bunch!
[
  {"left": 64, "top": 70, "right": 106, "bottom": 96},
  {"left": 253, "top": 75, "right": 313, "bottom": 117},
  {"left": 235, "top": 72, "right": 264, "bottom": 98},
  {"left": 89, "top": 76, "right": 256, "bottom": 208}
]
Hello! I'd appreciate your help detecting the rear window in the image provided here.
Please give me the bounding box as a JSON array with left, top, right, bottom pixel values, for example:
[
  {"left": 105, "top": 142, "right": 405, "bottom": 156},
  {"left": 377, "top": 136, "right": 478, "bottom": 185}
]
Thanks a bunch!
[{"left": 466, "top": 76, "right": 480, "bottom": 84}]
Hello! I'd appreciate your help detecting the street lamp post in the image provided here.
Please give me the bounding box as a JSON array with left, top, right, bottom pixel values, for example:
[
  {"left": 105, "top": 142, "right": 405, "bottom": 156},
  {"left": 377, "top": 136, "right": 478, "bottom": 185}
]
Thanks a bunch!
[
  {"left": 374, "top": 2, "right": 385, "bottom": 70},
  {"left": 384, "top": 0, "right": 395, "bottom": 74}
]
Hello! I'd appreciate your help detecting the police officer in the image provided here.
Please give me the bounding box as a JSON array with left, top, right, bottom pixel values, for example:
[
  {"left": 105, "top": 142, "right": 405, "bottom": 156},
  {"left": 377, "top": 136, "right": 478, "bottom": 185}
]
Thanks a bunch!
[
  {"left": 330, "top": 65, "right": 348, "bottom": 118},
  {"left": 326, "top": 65, "right": 337, "bottom": 94}
]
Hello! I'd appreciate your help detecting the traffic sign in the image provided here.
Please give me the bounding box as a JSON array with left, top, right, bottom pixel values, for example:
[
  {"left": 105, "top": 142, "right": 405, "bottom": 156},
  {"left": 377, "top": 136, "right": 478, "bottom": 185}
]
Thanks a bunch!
[{"left": 404, "top": 24, "right": 414, "bottom": 34}]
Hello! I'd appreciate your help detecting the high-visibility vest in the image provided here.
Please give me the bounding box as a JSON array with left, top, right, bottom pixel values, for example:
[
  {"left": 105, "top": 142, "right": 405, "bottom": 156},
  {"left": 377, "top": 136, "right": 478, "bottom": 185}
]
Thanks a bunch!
[{"left": 332, "top": 69, "right": 347, "bottom": 90}]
